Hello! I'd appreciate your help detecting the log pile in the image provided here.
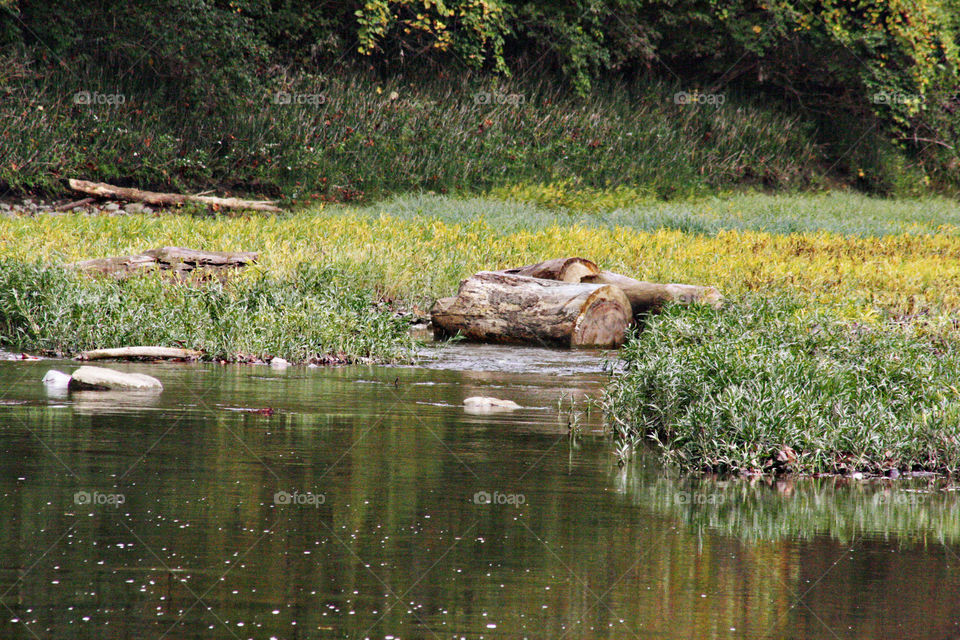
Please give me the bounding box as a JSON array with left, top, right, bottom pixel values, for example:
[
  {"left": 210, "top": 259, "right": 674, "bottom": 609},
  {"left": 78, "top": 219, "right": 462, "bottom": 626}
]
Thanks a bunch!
[{"left": 431, "top": 257, "right": 721, "bottom": 348}]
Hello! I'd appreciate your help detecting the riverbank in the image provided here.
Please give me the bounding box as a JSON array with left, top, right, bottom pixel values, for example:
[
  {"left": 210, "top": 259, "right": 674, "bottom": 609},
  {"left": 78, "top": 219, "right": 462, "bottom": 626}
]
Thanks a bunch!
[
  {"left": 2, "top": 191, "right": 959, "bottom": 475},
  {"left": 0, "top": 261, "right": 416, "bottom": 364}
]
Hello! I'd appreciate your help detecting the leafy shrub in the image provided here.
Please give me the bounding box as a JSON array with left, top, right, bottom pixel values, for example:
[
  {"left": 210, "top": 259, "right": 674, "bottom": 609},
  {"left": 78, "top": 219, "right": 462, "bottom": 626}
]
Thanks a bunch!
[
  {"left": 0, "top": 261, "right": 415, "bottom": 363},
  {"left": 604, "top": 296, "right": 960, "bottom": 475}
]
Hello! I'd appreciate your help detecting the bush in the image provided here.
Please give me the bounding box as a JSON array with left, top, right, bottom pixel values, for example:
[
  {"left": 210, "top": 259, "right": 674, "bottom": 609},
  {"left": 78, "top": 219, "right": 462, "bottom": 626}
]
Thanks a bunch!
[
  {"left": 604, "top": 296, "right": 960, "bottom": 475},
  {"left": 0, "top": 261, "right": 415, "bottom": 363}
]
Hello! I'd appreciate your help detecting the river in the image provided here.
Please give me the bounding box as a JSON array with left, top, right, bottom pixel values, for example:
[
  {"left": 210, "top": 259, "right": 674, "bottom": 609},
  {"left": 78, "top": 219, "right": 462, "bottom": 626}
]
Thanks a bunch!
[{"left": 0, "top": 344, "right": 958, "bottom": 639}]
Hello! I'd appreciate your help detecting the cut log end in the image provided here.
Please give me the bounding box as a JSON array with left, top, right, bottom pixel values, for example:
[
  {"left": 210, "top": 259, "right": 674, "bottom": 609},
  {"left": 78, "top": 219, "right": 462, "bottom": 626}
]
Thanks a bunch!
[
  {"left": 431, "top": 272, "right": 631, "bottom": 348},
  {"left": 572, "top": 287, "right": 633, "bottom": 347}
]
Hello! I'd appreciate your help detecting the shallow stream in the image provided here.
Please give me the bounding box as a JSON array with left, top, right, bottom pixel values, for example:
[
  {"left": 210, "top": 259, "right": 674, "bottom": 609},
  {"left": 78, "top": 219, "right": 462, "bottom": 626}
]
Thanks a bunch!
[{"left": 0, "top": 344, "right": 958, "bottom": 639}]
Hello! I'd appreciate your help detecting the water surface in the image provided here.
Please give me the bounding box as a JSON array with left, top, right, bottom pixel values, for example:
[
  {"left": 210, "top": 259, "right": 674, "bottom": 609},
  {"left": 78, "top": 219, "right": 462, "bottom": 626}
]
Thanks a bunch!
[{"left": 1, "top": 347, "right": 959, "bottom": 639}]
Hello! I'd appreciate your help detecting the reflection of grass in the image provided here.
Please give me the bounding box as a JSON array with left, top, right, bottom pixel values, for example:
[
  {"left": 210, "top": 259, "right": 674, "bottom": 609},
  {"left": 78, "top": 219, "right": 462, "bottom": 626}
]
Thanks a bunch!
[
  {"left": 605, "top": 297, "right": 960, "bottom": 475},
  {"left": 617, "top": 462, "right": 960, "bottom": 544}
]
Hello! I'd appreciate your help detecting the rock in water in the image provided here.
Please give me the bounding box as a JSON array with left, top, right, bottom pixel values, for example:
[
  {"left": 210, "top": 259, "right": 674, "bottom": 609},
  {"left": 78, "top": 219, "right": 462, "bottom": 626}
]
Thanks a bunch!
[
  {"left": 68, "top": 366, "right": 163, "bottom": 391},
  {"left": 463, "top": 396, "right": 522, "bottom": 414},
  {"left": 42, "top": 370, "right": 72, "bottom": 389},
  {"left": 269, "top": 357, "right": 290, "bottom": 369}
]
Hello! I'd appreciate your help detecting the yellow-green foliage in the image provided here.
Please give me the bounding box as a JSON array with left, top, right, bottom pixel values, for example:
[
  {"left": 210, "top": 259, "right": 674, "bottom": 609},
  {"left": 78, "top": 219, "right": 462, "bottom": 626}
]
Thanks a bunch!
[
  {"left": 1, "top": 208, "right": 959, "bottom": 323},
  {"left": 488, "top": 182, "right": 661, "bottom": 212}
]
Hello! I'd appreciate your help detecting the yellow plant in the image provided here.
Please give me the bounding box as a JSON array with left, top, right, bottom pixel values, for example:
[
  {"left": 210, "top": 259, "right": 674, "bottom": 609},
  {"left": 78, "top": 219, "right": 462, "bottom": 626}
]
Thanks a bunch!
[{"left": 1, "top": 210, "right": 958, "bottom": 324}]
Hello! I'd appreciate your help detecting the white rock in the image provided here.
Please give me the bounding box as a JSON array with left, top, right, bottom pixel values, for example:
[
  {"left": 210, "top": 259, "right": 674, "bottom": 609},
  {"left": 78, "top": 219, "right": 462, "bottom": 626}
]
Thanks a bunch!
[
  {"left": 463, "top": 396, "right": 522, "bottom": 414},
  {"left": 269, "top": 357, "right": 290, "bottom": 369},
  {"left": 42, "top": 369, "right": 72, "bottom": 389},
  {"left": 68, "top": 366, "right": 162, "bottom": 391}
]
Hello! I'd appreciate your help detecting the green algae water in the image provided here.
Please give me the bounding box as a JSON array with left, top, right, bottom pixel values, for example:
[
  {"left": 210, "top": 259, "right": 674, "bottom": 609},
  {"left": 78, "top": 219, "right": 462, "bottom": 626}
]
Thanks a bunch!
[{"left": 1, "top": 345, "right": 959, "bottom": 639}]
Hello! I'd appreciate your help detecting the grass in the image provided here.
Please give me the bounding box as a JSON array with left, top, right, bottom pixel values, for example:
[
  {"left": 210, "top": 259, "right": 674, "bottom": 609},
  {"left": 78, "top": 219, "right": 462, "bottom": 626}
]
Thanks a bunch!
[
  {"left": 603, "top": 296, "right": 960, "bottom": 476},
  {"left": 1, "top": 62, "right": 863, "bottom": 201},
  {"left": 483, "top": 185, "right": 960, "bottom": 236},
  {"left": 2, "top": 192, "right": 960, "bottom": 475},
  {"left": 3, "top": 193, "right": 960, "bottom": 319},
  {"left": 0, "top": 261, "right": 415, "bottom": 363}
]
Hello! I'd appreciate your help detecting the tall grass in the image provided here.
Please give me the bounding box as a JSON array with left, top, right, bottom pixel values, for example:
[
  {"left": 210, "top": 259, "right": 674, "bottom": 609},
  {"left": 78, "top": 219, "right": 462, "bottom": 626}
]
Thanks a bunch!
[
  {"left": 2, "top": 63, "right": 829, "bottom": 200},
  {"left": 604, "top": 296, "right": 960, "bottom": 475},
  {"left": 0, "top": 261, "right": 415, "bottom": 363}
]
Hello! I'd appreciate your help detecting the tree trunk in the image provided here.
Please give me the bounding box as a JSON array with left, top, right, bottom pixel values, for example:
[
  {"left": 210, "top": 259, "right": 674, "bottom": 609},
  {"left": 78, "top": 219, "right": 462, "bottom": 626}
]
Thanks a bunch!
[
  {"left": 77, "top": 346, "right": 202, "bottom": 361},
  {"left": 68, "top": 179, "right": 281, "bottom": 212},
  {"left": 580, "top": 270, "right": 723, "bottom": 316},
  {"left": 499, "top": 257, "right": 599, "bottom": 283},
  {"left": 431, "top": 271, "right": 632, "bottom": 348}
]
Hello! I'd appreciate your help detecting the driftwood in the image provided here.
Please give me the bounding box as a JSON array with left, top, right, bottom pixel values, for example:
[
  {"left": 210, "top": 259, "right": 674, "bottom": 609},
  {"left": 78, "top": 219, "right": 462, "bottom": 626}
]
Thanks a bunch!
[
  {"left": 77, "top": 346, "right": 202, "bottom": 361},
  {"left": 68, "top": 179, "right": 281, "bottom": 212},
  {"left": 581, "top": 271, "right": 723, "bottom": 316},
  {"left": 69, "top": 246, "right": 258, "bottom": 277},
  {"left": 500, "top": 257, "right": 599, "bottom": 283},
  {"left": 431, "top": 271, "right": 632, "bottom": 348},
  {"left": 54, "top": 197, "right": 94, "bottom": 212}
]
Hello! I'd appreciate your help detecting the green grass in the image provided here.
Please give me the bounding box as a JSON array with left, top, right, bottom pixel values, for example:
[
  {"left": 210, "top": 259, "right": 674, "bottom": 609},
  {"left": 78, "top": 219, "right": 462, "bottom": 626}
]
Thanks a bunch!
[
  {"left": 0, "top": 261, "right": 415, "bottom": 363},
  {"left": 348, "top": 189, "right": 960, "bottom": 237},
  {"left": 604, "top": 295, "right": 960, "bottom": 476},
  {"left": 2, "top": 63, "right": 841, "bottom": 201}
]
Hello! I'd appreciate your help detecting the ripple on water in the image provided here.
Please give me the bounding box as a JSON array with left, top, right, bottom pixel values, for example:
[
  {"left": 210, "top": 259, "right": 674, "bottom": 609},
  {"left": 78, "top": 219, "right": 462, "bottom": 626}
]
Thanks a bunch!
[{"left": 410, "top": 342, "right": 619, "bottom": 376}]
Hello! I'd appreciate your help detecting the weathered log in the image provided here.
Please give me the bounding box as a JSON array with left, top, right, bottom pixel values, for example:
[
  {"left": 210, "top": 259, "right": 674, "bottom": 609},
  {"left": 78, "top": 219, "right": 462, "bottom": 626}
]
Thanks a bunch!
[
  {"left": 54, "top": 197, "right": 94, "bottom": 212},
  {"left": 500, "top": 257, "right": 599, "bottom": 283},
  {"left": 69, "top": 246, "right": 258, "bottom": 276},
  {"left": 77, "top": 346, "right": 202, "bottom": 361},
  {"left": 580, "top": 270, "right": 723, "bottom": 316},
  {"left": 431, "top": 271, "right": 632, "bottom": 348},
  {"left": 68, "top": 178, "right": 281, "bottom": 212}
]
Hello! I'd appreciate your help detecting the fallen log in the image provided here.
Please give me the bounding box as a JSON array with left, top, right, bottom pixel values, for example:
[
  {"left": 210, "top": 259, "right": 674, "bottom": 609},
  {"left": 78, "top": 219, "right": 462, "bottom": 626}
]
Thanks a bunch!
[
  {"left": 581, "top": 270, "right": 723, "bottom": 316},
  {"left": 68, "top": 178, "right": 281, "bottom": 212},
  {"left": 69, "top": 246, "right": 258, "bottom": 276},
  {"left": 54, "top": 197, "right": 94, "bottom": 212},
  {"left": 431, "top": 271, "right": 632, "bottom": 348},
  {"left": 77, "top": 346, "right": 202, "bottom": 361},
  {"left": 500, "top": 257, "right": 599, "bottom": 283}
]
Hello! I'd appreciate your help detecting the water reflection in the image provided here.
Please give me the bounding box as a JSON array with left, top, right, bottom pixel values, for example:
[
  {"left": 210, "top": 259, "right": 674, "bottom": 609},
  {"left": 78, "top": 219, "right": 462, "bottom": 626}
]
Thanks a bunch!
[{"left": 0, "top": 356, "right": 958, "bottom": 639}]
